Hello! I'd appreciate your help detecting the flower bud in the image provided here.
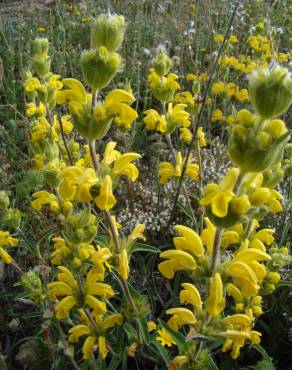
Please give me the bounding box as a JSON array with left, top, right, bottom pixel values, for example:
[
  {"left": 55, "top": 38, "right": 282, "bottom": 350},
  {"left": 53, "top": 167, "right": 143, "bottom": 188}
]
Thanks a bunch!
[
  {"left": 3, "top": 208, "right": 21, "bottom": 229},
  {"left": 0, "top": 191, "right": 9, "bottom": 210},
  {"left": 92, "top": 14, "right": 125, "bottom": 52},
  {"left": 248, "top": 64, "right": 292, "bottom": 119},
  {"left": 81, "top": 48, "right": 121, "bottom": 90},
  {"left": 153, "top": 50, "right": 172, "bottom": 77},
  {"left": 230, "top": 195, "right": 251, "bottom": 215},
  {"left": 21, "top": 270, "right": 45, "bottom": 304},
  {"left": 33, "top": 38, "right": 49, "bottom": 56},
  {"left": 33, "top": 55, "right": 51, "bottom": 78}
]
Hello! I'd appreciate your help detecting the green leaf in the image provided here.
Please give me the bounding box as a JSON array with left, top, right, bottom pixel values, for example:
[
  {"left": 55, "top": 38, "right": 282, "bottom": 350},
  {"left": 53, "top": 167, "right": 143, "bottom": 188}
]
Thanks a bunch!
[
  {"left": 123, "top": 322, "right": 136, "bottom": 342},
  {"left": 107, "top": 356, "right": 122, "bottom": 370},
  {"left": 150, "top": 340, "right": 170, "bottom": 365},
  {"left": 201, "top": 356, "right": 219, "bottom": 370},
  {"left": 249, "top": 344, "right": 275, "bottom": 369},
  {"left": 276, "top": 280, "right": 292, "bottom": 288},
  {"left": 158, "top": 319, "right": 186, "bottom": 353},
  {"left": 95, "top": 234, "right": 109, "bottom": 246},
  {"left": 0, "top": 352, "right": 7, "bottom": 370},
  {"left": 131, "top": 242, "right": 160, "bottom": 254},
  {"left": 135, "top": 316, "right": 150, "bottom": 345}
]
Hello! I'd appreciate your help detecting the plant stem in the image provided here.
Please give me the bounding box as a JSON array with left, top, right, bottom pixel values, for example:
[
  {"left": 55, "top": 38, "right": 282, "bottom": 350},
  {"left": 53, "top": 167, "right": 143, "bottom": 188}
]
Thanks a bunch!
[
  {"left": 211, "top": 228, "right": 224, "bottom": 274},
  {"left": 165, "top": 134, "right": 197, "bottom": 229},
  {"left": 168, "top": 0, "right": 240, "bottom": 224},
  {"left": 55, "top": 320, "right": 81, "bottom": 370},
  {"left": 58, "top": 114, "right": 73, "bottom": 165},
  {"left": 88, "top": 140, "right": 137, "bottom": 312}
]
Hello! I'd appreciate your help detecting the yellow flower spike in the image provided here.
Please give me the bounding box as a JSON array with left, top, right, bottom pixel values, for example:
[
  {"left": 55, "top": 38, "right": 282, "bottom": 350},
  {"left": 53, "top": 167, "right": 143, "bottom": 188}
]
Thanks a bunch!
[
  {"left": 82, "top": 335, "right": 97, "bottom": 359},
  {"left": 206, "top": 273, "right": 225, "bottom": 316},
  {"left": 102, "top": 141, "right": 121, "bottom": 165},
  {"left": 55, "top": 296, "right": 77, "bottom": 320},
  {"left": 180, "top": 283, "right": 202, "bottom": 309},
  {"left": 118, "top": 249, "right": 130, "bottom": 280},
  {"left": 95, "top": 175, "right": 116, "bottom": 211},
  {"left": 85, "top": 295, "right": 106, "bottom": 314},
  {"left": 174, "top": 225, "right": 204, "bottom": 257},
  {"left": 158, "top": 250, "right": 197, "bottom": 279},
  {"left": 156, "top": 328, "right": 176, "bottom": 347},
  {"left": 128, "top": 224, "right": 146, "bottom": 244},
  {"left": 226, "top": 261, "right": 258, "bottom": 284},
  {"left": 68, "top": 324, "right": 91, "bottom": 343},
  {"left": 226, "top": 283, "right": 243, "bottom": 302},
  {"left": 200, "top": 217, "right": 216, "bottom": 254},
  {"left": 56, "top": 78, "right": 87, "bottom": 105},
  {"left": 166, "top": 307, "right": 197, "bottom": 331},
  {"left": 234, "top": 248, "right": 271, "bottom": 263},
  {"left": 98, "top": 336, "right": 108, "bottom": 359},
  {"left": 111, "top": 152, "right": 141, "bottom": 181}
]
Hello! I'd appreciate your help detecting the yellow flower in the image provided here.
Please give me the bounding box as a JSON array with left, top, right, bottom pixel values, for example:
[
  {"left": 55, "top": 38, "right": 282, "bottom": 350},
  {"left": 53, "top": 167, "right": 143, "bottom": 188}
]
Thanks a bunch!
[
  {"left": 235, "top": 89, "right": 249, "bottom": 102},
  {"left": 148, "top": 69, "right": 180, "bottom": 101},
  {"left": 169, "top": 356, "right": 188, "bottom": 370},
  {"left": 197, "top": 126, "right": 207, "bottom": 147},
  {"left": 173, "top": 225, "right": 204, "bottom": 257},
  {"left": 147, "top": 321, "right": 157, "bottom": 332},
  {"left": 156, "top": 328, "right": 176, "bottom": 347},
  {"left": 179, "top": 127, "right": 192, "bottom": 143},
  {"left": 143, "top": 109, "right": 167, "bottom": 132},
  {"left": 31, "top": 191, "right": 60, "bottom": 213},
  {"left": 180, "top": 282, "right": 202, "bottom": 309},
  {"left": 37, "top": 27, "right": 46, "bottom": 33},
  {"left": 127, "top": 342, "right": 138, "bottom": 357},
  {"left": 166, "top": 307, "right": 197, "bottom": 331},
  {"left": 23, "top": 77, "right": 41, "bottom": 92},
  {"left": 214, "top": 34, "right": 224, "bottom": 42},
  {"left": 104, "top": 89, "right": 138, "bottom": 129},
  {"left": 68, "top": 310, "right": 123, "bottom": 359},
  {"left": 158, "top": 249, "right": 197, "bottom": 279},
  {"left": 127, "top": 224, "right": 146, "bottom": 244},
  {"left": 211, "top": 109, "right": 224, "bottom": 122},
  {"left": 159, "top": 152, "right": 199, "bottom": 184},
  {"left": 59, "top": 166, "right": 98, "bottom": 202},
  {"left": 118, "top": 249, "right": 130, "bottom": 280},
  {"left": 186, "top": 73, "right": 197, "bottom": 81},
  {"left": 95, "top": 175, "right": 116, "bottom": 211},
  {"left": 226, "top": 283, "right": 243, "bottom": 302},
  {"left": 200, "top": 168, "right": 239, "bottom": 218},
  {"left": 225, "top": 114, "right": 234, "bottom": 125},
  {"left": 0, "top": 231, "right": 18, "bottom": 264},
  {"left": 205, "top": 273, "right": 225, "bottom": 316},
  {"left": 228, "top": 35, "right": 238, "bottom": 43},
  {"left": 211, "top": 82, "right": 225, "bottom": 95},
  {"left": 166, "top": 103, "right": 191, "bottom": 129},
  {"left": 200, "top": 217, "right": 216, "bottom": 254},
  {"left": 111, "top": 152, "right": 141, "bottom": 181}
]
